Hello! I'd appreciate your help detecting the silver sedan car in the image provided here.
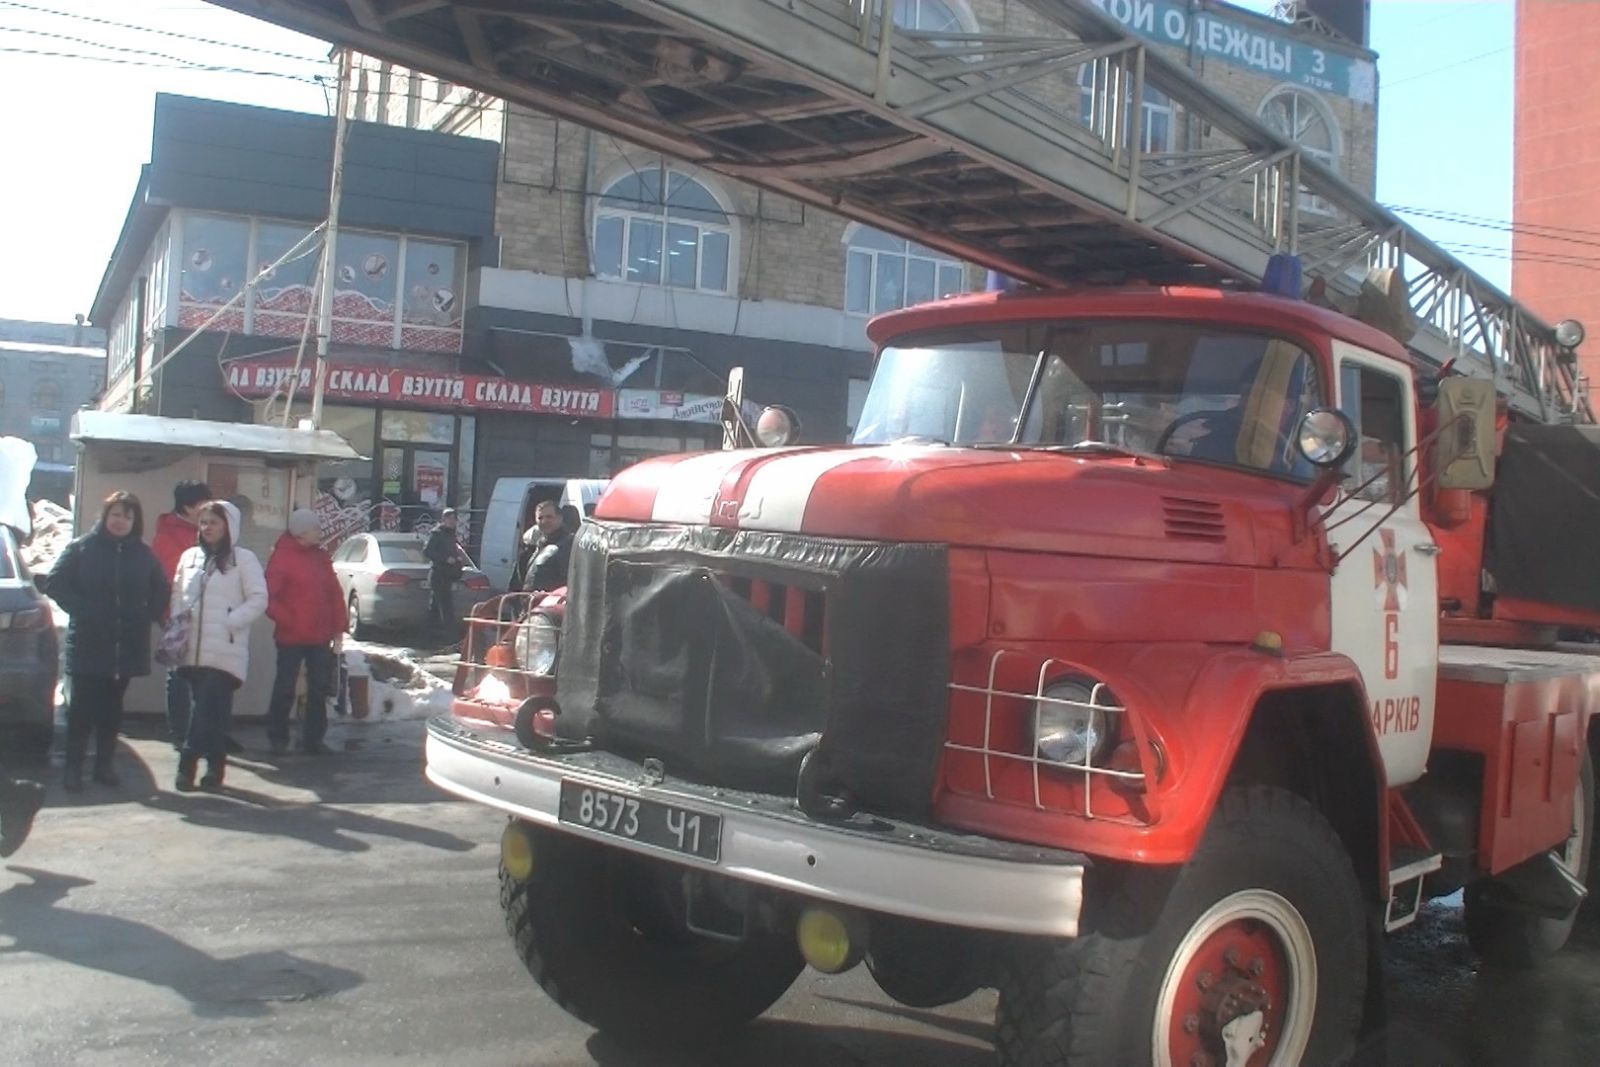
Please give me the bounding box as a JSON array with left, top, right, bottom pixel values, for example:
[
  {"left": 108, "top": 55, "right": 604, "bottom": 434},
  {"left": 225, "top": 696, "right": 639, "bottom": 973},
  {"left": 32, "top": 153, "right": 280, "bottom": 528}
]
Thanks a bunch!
[{"left": 331, "top": 532, "right": 490, "bottom": 637}]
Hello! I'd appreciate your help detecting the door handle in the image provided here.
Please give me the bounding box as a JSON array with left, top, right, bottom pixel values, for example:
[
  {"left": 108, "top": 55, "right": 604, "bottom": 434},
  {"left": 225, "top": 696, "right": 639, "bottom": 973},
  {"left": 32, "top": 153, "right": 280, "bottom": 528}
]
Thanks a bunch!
[{"left": 1412, "top": 542, "right": 1442, "bottom": 556}]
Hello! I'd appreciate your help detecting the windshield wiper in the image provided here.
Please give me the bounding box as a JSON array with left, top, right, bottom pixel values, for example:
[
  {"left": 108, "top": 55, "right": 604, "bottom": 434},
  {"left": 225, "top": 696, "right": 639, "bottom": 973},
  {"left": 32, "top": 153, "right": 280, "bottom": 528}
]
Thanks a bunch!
[{"left": 1038, "top": 440, "right": 1151, "bottom": 460}]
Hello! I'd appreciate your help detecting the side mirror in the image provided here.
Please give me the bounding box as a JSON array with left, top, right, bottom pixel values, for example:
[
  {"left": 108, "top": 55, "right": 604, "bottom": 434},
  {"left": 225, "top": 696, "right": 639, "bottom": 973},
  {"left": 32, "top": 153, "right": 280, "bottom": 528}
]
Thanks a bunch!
[
  {"left": 1294, "top": 408, "right": 1357, "bottom": 469},
  {"left": 1434, "top": 376, "right": 1497, "bottom": 490}
]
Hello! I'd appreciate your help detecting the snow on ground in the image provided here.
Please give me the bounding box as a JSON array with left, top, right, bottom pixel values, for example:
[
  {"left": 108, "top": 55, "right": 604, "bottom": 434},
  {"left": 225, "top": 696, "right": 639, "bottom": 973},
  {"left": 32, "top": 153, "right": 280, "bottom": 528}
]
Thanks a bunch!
[
  {"left": 23, "top": 498, "right": 71, "bottom": 574},
  {"left": 340, "top": 642, "right": 455, "bottom": 723}
]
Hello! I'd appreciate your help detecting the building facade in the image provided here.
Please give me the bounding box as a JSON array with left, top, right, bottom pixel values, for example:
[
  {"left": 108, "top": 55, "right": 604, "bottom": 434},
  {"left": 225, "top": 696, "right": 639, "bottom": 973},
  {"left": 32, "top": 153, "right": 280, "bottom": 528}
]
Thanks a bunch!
[
  {"left": 1514, "top": 0, "right": 1600, "bottom": 393},
  {"left": 0, "top": 318, "right": 105, "bottom": 502}
]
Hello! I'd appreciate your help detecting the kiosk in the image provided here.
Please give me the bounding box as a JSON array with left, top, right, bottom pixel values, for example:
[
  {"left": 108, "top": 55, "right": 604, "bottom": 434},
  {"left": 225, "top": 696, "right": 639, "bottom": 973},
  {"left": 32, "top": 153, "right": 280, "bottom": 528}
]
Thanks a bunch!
[{"left": 69, "top": 412, "right": 364, "bottom": 719}]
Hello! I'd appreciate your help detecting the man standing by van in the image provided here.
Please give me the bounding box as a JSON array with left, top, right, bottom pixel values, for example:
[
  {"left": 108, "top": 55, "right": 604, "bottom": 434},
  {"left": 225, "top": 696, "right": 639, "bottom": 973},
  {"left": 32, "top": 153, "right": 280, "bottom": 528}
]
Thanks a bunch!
[
  {"left": 521, "top": 500, "right": 573, "bottom": 594},
  {"left": 424, "top": 509, "right": 469, "bottom": 634}
]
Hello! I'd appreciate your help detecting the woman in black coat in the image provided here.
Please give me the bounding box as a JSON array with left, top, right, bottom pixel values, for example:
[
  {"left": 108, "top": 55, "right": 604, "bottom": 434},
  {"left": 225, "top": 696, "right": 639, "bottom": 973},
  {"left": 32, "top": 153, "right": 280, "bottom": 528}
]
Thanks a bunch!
[{"left": 44, "top": 491, "right": 170, "bottom": 791}]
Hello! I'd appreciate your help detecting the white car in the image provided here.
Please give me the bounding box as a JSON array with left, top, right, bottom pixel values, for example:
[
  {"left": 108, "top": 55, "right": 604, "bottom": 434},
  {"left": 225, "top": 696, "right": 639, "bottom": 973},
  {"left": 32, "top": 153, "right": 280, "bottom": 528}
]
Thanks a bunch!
[{"left": 331, "top": 532, "right": 490, "bottom": 637}]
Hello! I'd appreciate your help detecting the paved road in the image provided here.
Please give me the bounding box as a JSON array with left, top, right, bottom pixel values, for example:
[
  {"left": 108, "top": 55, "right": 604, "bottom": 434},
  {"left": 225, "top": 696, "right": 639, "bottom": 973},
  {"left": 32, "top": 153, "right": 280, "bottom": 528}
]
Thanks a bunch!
[{"left": 2, "top": 723, "right": 1597, "bottom": 1065}]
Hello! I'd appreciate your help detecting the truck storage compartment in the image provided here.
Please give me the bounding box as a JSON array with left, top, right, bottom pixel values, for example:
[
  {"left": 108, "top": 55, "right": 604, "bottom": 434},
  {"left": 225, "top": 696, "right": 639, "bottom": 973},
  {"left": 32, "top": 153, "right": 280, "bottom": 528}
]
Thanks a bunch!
[
  {"left": 1488, "top": 424, "right": 1600, "bottom": 617},
  {"left": 556, "top": 521, "right": 950, "bottom": 818}
]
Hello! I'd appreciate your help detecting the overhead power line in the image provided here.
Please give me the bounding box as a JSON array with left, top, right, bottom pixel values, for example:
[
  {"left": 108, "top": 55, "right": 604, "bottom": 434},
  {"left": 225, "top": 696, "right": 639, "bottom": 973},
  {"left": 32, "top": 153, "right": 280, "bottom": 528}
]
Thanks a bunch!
[
  {"left": 0, "top": 0, "right": 328, "bottom": 65},
  {"left": 1390, "top": 205, "right": 1600, "bottom": 248},
  {"left": 0, "top": 43, "right": 325, "bottom": 82}
]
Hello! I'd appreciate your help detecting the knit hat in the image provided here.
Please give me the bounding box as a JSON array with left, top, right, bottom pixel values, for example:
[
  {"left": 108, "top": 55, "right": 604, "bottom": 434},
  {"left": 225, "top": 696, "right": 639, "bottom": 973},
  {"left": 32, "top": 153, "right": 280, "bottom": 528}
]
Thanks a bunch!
[{"left": 288, "top": 508, "right": 321, "bottom": 538}]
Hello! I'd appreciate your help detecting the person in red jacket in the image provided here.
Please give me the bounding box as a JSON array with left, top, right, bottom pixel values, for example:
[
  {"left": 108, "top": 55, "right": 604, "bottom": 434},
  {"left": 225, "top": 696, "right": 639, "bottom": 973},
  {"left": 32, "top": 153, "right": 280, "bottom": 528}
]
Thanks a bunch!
[
  {"left": 264, "top": 508, "right": 348, "bottom": 756},
  {"left": 150, "top": 480, "right": 211, "bottom": 750}
]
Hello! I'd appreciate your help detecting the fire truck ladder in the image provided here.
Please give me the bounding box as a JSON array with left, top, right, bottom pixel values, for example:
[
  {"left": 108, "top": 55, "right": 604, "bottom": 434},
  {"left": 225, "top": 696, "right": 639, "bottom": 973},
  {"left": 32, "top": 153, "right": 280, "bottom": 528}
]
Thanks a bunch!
[{"left": 211, "top": 0, "right": 1588, "bottom": 423}]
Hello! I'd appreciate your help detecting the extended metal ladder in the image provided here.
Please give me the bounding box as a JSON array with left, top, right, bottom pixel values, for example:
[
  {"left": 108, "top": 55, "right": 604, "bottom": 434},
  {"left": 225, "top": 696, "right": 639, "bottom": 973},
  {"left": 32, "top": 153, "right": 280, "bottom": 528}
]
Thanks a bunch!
[{"left": 209, "top": 0, "right": 1587, "bottom": 423}]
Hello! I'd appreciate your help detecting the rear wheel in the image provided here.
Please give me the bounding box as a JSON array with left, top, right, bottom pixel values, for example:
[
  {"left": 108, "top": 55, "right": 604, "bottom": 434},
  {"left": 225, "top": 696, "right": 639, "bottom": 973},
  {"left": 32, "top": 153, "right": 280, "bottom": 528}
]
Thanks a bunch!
[
  {"left": 996, "top": 787, "right": 1366, "bottom": 1067},
  {"left": 1464, "top": 752, "right": 1593, "bottom": 968},
  {"left": 347, "top": 593, "right": 370, "bottom": 640},
  {"left": 500, "top": 826, "right": 803, "bottom": 1046}
]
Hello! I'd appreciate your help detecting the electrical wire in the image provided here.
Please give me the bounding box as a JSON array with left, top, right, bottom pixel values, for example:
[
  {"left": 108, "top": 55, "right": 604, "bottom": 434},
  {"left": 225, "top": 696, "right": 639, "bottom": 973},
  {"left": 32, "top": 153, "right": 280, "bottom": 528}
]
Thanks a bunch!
[
  {"left": 0, "top": 0, "right": 329, "bottom": 65},
  {"left": 1390, "top": 205, "right": 1600, "bottom": 246},
  {"left": 1383, "top": 45, "right": 1510, "bottom": 91},
  {"left": 0, "top": 43, "right": 325, "bottom": 81}
]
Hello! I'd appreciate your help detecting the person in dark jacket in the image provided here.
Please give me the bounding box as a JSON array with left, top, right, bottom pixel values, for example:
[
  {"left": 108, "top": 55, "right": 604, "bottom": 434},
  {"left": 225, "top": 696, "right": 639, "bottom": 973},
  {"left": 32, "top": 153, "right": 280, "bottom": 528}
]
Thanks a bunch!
[
  {"left": 45, "top": 491, "right": 170, "bottom": 791},
  {"left": 521, "top": 500, "right": 573, "bottom": 594},
  {"left": 423, "top": 509, "right": 469, "bottom": 634},
  {"left": 151, "top": 479, "right": 211, "bottom": 750},
  {"left": 264, "top": 509, "right": 348, "bottom": 756}
]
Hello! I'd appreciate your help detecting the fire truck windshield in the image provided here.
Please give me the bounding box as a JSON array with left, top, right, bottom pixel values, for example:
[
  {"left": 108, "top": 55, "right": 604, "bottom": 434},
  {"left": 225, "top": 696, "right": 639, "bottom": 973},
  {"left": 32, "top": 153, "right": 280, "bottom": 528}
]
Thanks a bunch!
[{"left": 854, "top": 321, "right": 1324, "bottom": 481}]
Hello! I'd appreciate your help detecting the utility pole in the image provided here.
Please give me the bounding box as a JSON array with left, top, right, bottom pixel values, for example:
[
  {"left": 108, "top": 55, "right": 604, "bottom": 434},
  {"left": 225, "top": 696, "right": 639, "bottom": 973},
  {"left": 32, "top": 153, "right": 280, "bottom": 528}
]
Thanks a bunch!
[{"left": 311, "top": 47, "right": 353, "bottom": 429}]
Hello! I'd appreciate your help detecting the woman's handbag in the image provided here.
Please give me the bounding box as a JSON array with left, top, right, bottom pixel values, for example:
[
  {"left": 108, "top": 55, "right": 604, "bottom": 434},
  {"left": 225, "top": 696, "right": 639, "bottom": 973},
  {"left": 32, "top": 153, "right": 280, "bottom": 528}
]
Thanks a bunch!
[{"left": 154, "top": 611, "right": 191, "bottom": 668}]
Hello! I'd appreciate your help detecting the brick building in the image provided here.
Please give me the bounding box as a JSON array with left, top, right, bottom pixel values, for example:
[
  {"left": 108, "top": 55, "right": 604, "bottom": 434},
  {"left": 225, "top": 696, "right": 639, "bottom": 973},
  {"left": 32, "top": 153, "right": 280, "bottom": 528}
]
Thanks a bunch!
[{"left": 1514, "top": 0, "right": 1600, "bottom": 393}]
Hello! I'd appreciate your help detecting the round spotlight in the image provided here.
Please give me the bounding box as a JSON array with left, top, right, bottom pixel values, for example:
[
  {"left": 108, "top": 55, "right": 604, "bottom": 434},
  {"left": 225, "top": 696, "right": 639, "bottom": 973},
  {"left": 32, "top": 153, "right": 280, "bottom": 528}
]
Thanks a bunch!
[{"left": 1556, "top": 319, "right": 1586, "bottom": 349}]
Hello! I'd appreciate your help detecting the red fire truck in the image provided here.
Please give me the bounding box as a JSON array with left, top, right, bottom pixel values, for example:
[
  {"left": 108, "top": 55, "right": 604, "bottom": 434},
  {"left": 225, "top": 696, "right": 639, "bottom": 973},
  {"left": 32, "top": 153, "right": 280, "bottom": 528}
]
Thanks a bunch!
[{"left": 432, "top": 282, "right": 1599, "bottom": 1066}]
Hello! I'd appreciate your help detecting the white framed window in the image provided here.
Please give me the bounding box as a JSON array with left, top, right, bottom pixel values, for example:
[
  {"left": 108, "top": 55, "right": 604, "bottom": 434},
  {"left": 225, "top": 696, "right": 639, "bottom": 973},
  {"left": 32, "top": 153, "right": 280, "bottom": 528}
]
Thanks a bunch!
[
  {"left": 593, "top": 166, "right": 735, "bottom": 293},
  {"left": 1078, "top": 62, "right": 1176, "bottom": 154},
  {"left": 1258, "top": 85, "right": 1340, "bottom": 215},
  {"left": 890, "top": 0, "right": 972, "bottom": 33},
  {"left": 844, "top": 225, "right": 966, "bottom": 316}
]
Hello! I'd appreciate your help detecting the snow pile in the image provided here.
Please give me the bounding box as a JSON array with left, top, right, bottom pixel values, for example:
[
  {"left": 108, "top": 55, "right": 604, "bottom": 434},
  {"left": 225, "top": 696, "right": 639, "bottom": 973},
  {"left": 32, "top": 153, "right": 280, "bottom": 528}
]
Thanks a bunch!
[
  {"left": 23, "top": 499, "right": 73, "bottom": 574},
  {"left": 340, "top": 646, "right": 453, "bottom": 722}
]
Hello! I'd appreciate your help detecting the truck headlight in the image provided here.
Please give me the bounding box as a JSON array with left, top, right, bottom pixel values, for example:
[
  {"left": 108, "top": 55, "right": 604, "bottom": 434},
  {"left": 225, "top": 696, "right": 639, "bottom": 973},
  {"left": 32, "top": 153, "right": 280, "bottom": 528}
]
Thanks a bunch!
[
  {"left": 513, "top": 613, "right": 560, "bottom": 676},
  {"left": 1034, "top": 679, "right": 1117, "bottom": 766}
]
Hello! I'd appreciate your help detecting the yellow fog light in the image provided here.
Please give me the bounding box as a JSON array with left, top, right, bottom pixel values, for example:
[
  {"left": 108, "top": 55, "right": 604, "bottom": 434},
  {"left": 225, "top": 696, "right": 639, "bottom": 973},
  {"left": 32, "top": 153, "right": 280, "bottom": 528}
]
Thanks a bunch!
[
  {"left": 500, "top": 822, "right": 536, "bottom": 883},
  {"left": 796, "top": 907, "right": 865, "bottom": 974}
]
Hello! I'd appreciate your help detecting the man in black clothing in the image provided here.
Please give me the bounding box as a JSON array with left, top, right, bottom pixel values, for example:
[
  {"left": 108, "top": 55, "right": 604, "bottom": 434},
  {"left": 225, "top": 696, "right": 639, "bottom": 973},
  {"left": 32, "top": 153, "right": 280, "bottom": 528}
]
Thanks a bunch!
[
  {"left": 423, "top": 509, "right": 469, "bottom": 634},
  {"left": 521, "top": 500, "right": 573, "bottom": 594}
]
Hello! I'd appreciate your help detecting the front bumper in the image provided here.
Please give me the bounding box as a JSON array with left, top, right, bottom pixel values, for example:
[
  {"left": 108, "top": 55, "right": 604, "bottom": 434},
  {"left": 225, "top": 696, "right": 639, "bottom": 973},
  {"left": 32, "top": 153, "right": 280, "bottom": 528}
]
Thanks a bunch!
[{"left": 425, "top": 715, "right": 1088, "bottom": 937}]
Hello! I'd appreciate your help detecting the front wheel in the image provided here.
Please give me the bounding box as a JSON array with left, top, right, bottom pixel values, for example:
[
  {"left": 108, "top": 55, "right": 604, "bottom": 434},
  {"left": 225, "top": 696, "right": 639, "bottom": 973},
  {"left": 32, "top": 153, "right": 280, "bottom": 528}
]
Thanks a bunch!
[
  {"left": 500, "top": 826, "right": 803, "bottom": 1046},
  {"left": 996, "top": 787, "right": 1366, "bottom": 1067}
]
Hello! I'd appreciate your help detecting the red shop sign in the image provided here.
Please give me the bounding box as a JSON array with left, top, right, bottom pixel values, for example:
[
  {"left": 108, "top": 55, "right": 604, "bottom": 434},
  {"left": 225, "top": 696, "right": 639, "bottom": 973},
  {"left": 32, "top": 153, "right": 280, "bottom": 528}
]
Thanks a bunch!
[{"left": 223, "top": 358, "right": 614, "bottom": 418}]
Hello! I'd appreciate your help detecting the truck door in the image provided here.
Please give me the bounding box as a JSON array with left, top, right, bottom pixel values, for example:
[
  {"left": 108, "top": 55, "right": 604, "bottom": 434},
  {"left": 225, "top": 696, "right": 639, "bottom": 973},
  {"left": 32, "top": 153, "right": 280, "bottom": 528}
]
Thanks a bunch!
[{"left": 1324, "top": 340, "right": 1439, "bottom": 787}]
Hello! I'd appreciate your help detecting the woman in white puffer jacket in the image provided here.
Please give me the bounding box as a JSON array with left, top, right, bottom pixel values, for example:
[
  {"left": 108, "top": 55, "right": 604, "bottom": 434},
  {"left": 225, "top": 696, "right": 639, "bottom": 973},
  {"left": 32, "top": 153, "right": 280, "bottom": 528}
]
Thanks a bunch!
[{"left": 169, "top": 500, "right": 267, "bottom": 791}]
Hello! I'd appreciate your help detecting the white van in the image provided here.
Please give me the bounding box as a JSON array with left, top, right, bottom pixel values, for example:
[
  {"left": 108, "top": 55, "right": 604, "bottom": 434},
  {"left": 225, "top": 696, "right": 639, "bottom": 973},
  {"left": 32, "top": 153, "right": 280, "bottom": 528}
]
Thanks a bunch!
[{"left": 479, "top": 477, "right": 608, "bottom": 591}]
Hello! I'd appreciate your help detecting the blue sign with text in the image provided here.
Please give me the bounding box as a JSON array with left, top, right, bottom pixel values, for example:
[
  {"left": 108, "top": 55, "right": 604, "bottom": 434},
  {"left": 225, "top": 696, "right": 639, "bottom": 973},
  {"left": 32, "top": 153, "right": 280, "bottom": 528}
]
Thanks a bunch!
[{"left": 1086, "top": 0, "right": 1376, "bottom": 104}]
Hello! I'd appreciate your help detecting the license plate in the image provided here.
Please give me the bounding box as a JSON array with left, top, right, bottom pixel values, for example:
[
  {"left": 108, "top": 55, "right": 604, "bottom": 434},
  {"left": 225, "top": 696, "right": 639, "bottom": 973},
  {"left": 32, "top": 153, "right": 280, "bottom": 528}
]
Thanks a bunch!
[{"left": 558, "top": 781, "right": 722, "bottom": 862}]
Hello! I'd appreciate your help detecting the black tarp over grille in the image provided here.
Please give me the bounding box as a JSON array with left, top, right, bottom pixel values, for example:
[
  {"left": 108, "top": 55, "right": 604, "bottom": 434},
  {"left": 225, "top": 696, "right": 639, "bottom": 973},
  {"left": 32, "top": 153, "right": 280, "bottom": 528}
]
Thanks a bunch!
[
  {"left": 1488, "top": 423, "right": 1600, "bottom": 615},
  {"left": 555, "top": 521, "right": 950, "bottom": 818}
]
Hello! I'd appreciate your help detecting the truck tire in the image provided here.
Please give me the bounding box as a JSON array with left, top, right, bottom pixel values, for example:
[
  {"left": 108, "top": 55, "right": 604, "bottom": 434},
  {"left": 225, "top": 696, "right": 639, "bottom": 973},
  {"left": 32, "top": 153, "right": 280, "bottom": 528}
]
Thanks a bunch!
[
  {"left": 996, "top": 786, "right": 1366, "bottom": 1067},
  {"left": 499, "top": 828, "right": 803, "bottom": 1045},
  {"left": 1463, "top": 752, "right": 1593, "bottom": 968}
]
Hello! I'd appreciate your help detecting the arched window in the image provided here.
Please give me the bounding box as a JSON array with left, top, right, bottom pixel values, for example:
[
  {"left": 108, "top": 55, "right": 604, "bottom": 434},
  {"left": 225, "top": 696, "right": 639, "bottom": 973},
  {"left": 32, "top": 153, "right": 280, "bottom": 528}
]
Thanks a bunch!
[
  {"left": 32, "top": 379, "right": 61, "bottom": 411},
  {"left": 1078, "top": 63, "right": 1176, "bottom": 154},
  {"left": 1258, "top": 85, "right": 1340, "bottom": 213},
  {"left": 844, "top": 226, "right": 966, "bottom": 316},
  {"left": 892, "top": 0, "right": 970, "bottom": 33},
  {"left": 593, "top": 166, "right": 734, "bottom": 292}
]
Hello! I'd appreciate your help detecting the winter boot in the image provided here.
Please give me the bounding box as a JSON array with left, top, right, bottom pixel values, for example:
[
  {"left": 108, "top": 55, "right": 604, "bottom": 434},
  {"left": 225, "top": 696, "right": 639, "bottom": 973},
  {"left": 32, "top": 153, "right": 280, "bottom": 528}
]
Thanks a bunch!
[
  {"left": 199, "top": 757, "right": 226, "bottom": 793},
  {"left": 175, "top": 754, "right": 199, "bottom": 793}
]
